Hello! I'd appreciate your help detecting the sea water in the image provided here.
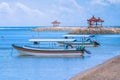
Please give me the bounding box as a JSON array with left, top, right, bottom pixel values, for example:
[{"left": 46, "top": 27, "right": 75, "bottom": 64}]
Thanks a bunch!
[{"left": 0, "top": 27, "right": 120, "bottom": 80}]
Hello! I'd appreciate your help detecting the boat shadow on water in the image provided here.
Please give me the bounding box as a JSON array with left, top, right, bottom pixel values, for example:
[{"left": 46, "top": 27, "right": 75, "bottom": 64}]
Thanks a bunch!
[{"left": 16, "top": 55, "right": 91, "bottom": 59}]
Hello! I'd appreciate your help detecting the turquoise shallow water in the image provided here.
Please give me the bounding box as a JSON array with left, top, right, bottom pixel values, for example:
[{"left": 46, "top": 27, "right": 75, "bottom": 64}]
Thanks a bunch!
[{"left": 0, "top": 27, "right": 120, "bottom": 80}]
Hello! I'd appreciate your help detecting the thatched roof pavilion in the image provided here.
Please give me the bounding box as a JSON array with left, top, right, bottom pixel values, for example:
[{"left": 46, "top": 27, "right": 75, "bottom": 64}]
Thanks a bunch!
[
  {"left": 87, "top": 16, "right": 104, "bottom": 28},
  {"left": 51, "top": 20, "right": 60, "bottom": 27}
]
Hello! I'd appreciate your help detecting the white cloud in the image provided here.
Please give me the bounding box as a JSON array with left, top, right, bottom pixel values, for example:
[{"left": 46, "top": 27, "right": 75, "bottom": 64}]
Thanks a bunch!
[
  {"left": 0, "top": 1, "right": 90, "bottom": 26},
  {"left": 90, "top": 0, "right": 120, "bottom": 6},
  {"left": 90, "top": 0, "right": 108, "bottom": 6},
  {"left": 0, "top": 1, "right": 104, "bottom": 26},
  {"left": 37, "top": 0, "right": 88, "bottom": 26},
  {"left": 2, "top": 0, "right": 119, "bottom": 26},
  {"left": 58, "top": 0, "right": 83, "bottom": 11},
  {"left": 0, "top": 2, "right": 44, "bottom": 16},
  {"left": 15, "top": 3, "right": 43, "bottom": 16},
  {"left": 0, "top": 2, "right": 13, "bottom": 14},
  {"left": 52, "top": 0, "right": 88, "bottom": 25},
  {"left": 0, "top": 2, "right": 47, "bottom": 26},
  {"left": 108, "top": 0, "right": 120, "bottom": 4}
]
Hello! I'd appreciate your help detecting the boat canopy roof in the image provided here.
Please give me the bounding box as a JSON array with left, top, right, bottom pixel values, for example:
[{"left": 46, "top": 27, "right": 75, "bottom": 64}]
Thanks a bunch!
[
  {"left": 63, "top": 35, "right": 92, "bottom": 37},
  {"left": 29, "top": 39, "right": 75, "bottom": 42}
]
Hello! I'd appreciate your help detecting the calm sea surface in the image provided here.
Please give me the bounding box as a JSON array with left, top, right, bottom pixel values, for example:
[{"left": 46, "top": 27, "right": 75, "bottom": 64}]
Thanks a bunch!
[{"left": 0, "top": 27, "right": 120, "bottom": 80}]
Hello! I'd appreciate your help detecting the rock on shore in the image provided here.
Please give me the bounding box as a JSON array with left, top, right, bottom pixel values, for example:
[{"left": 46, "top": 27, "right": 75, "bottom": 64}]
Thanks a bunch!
[
  {"left": 32, "top": 27, "right": 79, "bottom": 31},
  {"left": 71, "top": 55, "right": 120, "bottom": 80},
  {"left": 70, "top": 28, "right": 120, "bottom": 34},
  {"left": 32, "top": 27, "right": 120, "bottom": 34}
]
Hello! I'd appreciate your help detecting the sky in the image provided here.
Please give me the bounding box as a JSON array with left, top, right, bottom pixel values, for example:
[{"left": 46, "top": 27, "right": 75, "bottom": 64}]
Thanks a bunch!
[{"left": 0, "top": 0, "right": 120, "bottom": 26}]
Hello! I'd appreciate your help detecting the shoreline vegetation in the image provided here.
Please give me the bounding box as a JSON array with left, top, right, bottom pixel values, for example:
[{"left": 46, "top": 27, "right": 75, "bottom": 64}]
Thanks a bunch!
[
  {"left": 71, "top": 55, "right": 120, "bottom": 80},
  {"left": 32, "top": 27, "right": 120, "bottom": 34}
]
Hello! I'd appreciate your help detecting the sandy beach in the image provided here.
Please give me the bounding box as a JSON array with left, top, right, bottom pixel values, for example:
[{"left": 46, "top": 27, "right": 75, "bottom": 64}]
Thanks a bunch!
[{"left": 71, "top": 55, "right": 120, "bottom": 80}]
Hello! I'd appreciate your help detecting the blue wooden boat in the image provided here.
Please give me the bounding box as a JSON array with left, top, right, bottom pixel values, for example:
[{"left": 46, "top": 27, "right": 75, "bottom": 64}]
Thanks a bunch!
[
  {"left": 12, "top": 39, "right": 87, "bottom": 57},
  {"left": 58, "top": 35, "right": 100, "bottom": 47}
]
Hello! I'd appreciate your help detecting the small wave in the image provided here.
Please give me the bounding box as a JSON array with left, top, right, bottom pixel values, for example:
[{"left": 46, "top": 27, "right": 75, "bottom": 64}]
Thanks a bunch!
[
  {"left": 0, "top": 26, "right": 46, "bottom": 30},
  {"left": 0, "top": 28, "right": 31, "bottom": 30},
  {"left": 0, "top": 27, "right": 36, "bottom": 30},
  {"left": 101, "top": 35, "right": 120, "bottom": 38},
  {"left": 0, "top": 47, "right": 13, "bottom": 50}
]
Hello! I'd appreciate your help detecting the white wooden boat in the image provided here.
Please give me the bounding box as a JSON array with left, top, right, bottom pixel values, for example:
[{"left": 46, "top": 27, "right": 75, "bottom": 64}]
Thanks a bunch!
[
  {"left": 12, "top": 39, "right": 86, "bottom": 57},
  {"left": 58, "top": 35, "right": 100, "bottom": 47}
]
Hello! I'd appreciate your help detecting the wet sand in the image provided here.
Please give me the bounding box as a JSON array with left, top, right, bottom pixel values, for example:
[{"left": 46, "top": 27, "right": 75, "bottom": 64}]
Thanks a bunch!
[{"left": 71, "top": 55, "right": 120, "bottom": 80}]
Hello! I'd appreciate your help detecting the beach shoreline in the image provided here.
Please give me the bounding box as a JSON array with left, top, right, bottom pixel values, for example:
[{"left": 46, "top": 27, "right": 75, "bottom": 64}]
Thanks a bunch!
[
  {"left": 70, "top": 55, "right": 120, "bottom": 80},
  {"left": 32, "top": 27, "right": 120, "bottom": 34}
]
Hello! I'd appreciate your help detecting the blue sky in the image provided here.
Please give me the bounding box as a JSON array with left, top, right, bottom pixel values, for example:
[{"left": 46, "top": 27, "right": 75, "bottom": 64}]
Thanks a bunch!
[{"left": 0, "top": 0, "right": 120, "bottom": 26}]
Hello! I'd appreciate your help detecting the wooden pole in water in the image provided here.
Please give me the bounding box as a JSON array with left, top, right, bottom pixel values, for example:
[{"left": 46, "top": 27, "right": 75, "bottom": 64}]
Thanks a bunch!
[
  {"left": 11, "top": 48, "right": 13, "bottom": 57},
  {"left": 38, "top": 31, "right": 40, "bottom": 39}
]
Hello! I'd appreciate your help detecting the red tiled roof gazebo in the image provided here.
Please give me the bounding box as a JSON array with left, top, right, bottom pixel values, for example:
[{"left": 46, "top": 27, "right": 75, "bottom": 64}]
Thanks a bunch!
[
  {"left": 97, "top": 17, "right": 104, "bottom": 26},
  {"left": 51, "top": 20, "right": 60, "bottom": 27},
  {"left": 87, "top": 16, "right": 104, "bottom": 28}
]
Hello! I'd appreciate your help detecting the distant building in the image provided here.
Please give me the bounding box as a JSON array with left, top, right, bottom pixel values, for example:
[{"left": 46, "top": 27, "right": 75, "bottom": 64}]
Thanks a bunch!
[
  {"left": 87, "top": 16, "right": 104, "bottom": 28},
  {"left": 51, "top": 20, "right": 60, "bottom": 27}
]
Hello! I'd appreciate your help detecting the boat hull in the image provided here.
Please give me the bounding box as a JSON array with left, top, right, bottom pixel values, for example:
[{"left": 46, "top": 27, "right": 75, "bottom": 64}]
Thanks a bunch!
[{"left": 12, "top": 45, "right": 83, "bottom": 57}]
